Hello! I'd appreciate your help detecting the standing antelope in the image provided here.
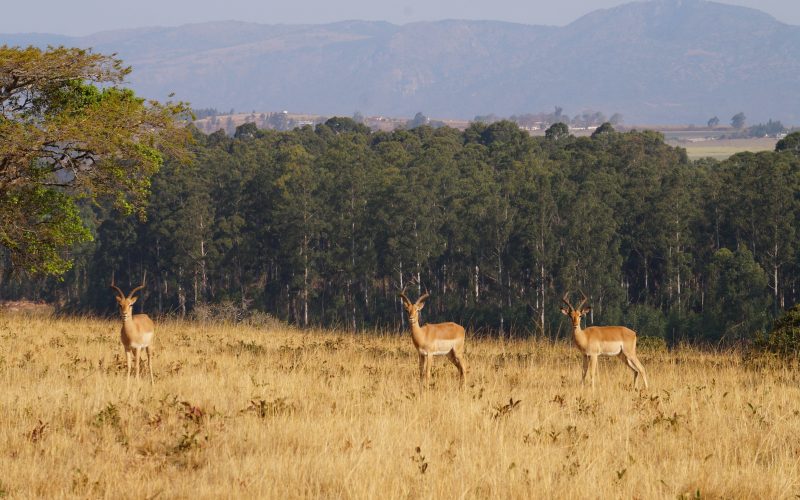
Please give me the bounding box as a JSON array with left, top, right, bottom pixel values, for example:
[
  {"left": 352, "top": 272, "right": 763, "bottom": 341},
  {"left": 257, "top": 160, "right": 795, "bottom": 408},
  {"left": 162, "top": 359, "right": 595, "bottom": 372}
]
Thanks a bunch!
[
  {"left": 399, "top": 289, "right": 467, "bottom": 389},
  {"left": 111, "top": 280, "right": 155, "bottom": 388},
  {"left": 560, "top": 291, "right": 648, "bottom": 389}
]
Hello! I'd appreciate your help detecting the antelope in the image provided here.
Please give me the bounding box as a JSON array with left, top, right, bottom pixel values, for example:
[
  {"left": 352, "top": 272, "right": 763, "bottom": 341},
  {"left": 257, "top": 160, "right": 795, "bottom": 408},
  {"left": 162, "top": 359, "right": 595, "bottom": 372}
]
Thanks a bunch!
[
  {"left": 111, "top": 279, "right": 155, "bottom": 388},
  {"left": 560, "top": 291, "right": 648, "bottom": 389},
  {"left": 399, "top": 289, "right": 466, "bottom": 389}
]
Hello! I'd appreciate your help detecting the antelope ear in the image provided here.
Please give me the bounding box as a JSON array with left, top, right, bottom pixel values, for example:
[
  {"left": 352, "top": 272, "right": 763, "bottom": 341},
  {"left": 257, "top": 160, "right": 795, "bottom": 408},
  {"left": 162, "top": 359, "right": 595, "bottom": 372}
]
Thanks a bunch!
[
  {"left": 560, "top": 306, "right": 569, "bottom": 315},
  {"left": 129, "top": 296, "right": 138, "bottom": 305},
  {"left": 417, "top": 301, "right": 425, "bottom": 310},
  {"left": 580, "top": 306, "right": 591, "bottom": 315},
  {"left": 115, "top": 296, "right": 123, "bottom": 303}
]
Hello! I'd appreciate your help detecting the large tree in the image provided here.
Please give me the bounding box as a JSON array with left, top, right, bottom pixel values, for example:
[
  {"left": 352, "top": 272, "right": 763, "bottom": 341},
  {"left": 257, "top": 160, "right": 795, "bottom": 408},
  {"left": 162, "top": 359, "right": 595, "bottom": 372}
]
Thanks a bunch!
[
  {"left": 730, "top": 112, "right": 746, "bottom": 130},
  {"left": 776, "top": 131, "right": 800, "bottom": 155},
  {"left": 0, "top": 46, "right": 189, "bottom": 275}
]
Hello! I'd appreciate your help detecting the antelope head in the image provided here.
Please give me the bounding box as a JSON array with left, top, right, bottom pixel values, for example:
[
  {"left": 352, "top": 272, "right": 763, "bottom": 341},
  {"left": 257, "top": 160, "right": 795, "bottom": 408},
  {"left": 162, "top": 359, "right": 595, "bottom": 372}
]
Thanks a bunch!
[
  {"left": 560, "top": 290, "right": 591, "bottom": 328},
  {"left": 398, "top": 287, "right": 430, "bottom": 324},
  {"left": 111, "top": 278, "right": 146, "bottom": 321}
]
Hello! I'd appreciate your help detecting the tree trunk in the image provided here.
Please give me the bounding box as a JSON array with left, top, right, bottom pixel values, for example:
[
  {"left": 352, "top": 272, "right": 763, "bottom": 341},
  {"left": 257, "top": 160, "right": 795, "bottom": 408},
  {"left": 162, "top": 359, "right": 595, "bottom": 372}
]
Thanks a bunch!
[
  {"left": 474, "top": 265, "right": 480, "bottom": 300},
  {"left": 178, "top": 267, "right": 186, "bottom": 318},
  {"left": 199, "top": 218, "right": 208, "bottom": 299},
  {"left": 303, "top": 260, "right": 309, "bottom": 328},
  {"left": 539, "top": 262, "right": 546, "bottom": 335},
  {"left": 399, "top": 263, "right": 405, "bottom": 328}
]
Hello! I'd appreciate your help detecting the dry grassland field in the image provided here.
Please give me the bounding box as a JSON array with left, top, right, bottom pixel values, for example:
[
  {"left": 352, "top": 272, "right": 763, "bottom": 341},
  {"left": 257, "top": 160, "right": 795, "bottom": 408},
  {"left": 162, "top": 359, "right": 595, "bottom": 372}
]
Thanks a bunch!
[
  {"left": 2, "top": 314, "right": 800, "bottom": 499},
  {"left": 670, "top": 137, "right": 778, "bottom": 160}
]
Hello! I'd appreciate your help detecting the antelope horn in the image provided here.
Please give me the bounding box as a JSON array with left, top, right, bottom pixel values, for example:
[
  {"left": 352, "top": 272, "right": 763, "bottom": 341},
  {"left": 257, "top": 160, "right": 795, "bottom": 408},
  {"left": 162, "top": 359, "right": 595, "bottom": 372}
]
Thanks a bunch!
[
  {"left": 128, "top": 274, "right": 147, "bottom": 299},
  {"left": 398, "top": 285, "right": 411, "bottom": 304},
  {"left": 416, "top": 290, "right": 430, "bottom": 305},
  {"left": 562, "top": 291, "right": 573, "bottom": 311},
  {"left": 577, "top": 289, "right": 588, "bottom": 310},
  {"left": 110, "top": 272, "right": 125, "bottom": 299}
]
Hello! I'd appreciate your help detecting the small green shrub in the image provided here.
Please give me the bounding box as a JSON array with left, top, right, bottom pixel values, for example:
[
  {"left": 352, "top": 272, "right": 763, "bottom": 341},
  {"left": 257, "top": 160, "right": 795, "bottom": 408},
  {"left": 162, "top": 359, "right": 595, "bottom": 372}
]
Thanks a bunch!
[
  {"left": 752, "top": 304, "right": 800, "bottom": 358},
  {"left": 243, "top": 310, "right": 286, "bottom": 330},
  {"left": 0, "top": 480, "right": 10, "bottom": 498},
  {"left": 92, "top": 403, "right": 120, "bottom": 428},
  {"left": 637, "top": 335, "right": 668, "bottom": 352},
  {"left": 192, "top": 302, "right": 285, "bottom": 329}
]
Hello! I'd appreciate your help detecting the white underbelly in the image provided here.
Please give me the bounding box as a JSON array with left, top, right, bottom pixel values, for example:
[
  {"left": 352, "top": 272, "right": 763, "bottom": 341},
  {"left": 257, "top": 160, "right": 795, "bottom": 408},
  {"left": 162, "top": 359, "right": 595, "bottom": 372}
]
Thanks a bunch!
[
  {"left": 419, "top": 340, "right": 458, "bottom": 356},
  {"left": 601, "top": 343, "right": 623, "bottom": 356},
  {"left": 130, "top": 331, "right": 154, "bottom": 349}
]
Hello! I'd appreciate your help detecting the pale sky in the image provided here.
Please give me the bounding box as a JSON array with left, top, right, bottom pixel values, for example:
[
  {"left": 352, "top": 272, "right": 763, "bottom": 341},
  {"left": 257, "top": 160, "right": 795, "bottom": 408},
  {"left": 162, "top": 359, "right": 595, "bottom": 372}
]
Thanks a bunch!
[{"left": 1, "top": 0, "right": 798, "bottom": 36}]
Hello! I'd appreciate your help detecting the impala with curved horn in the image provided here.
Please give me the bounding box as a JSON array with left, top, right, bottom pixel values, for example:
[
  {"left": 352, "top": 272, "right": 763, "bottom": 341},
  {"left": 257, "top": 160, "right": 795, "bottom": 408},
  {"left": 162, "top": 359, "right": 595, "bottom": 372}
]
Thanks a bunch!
[
  {"left": 399, "top": 288, "right": 467, "bottom": 389},
  {"left": 111, "top": 276, "right": 155, "bottom": 388},
  {"left": 560, "top": 291, "right": 648, "bottom": 389}
]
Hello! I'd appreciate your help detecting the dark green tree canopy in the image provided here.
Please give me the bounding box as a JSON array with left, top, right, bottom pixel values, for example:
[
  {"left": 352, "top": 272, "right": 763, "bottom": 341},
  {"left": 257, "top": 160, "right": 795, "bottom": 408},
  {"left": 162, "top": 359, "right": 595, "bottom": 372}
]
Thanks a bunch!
[
  {"left": 234, "top": 122, "right": 259, "bottom": 140},
  {"left": 0, "top": 45, "right": 190, "bottom": 274},
  {"left": 321, "top": 116, "right": 370, "bottom": 135},
  {"left": 545, "top": 122, "right": 570, "bottom": 141},
  {"left": 776, "top": 131, "right": 800, "bottom": 155},
  {"left": 591, "top": 122, "right": 615, "bottom": 138}
]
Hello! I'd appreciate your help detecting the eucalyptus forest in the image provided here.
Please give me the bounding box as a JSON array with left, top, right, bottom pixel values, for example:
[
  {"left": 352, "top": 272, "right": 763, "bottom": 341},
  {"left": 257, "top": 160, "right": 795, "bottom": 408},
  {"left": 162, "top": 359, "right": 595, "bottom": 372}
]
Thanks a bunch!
[{"left": 4, "top": 119, "right": 800, "bottom": 344}]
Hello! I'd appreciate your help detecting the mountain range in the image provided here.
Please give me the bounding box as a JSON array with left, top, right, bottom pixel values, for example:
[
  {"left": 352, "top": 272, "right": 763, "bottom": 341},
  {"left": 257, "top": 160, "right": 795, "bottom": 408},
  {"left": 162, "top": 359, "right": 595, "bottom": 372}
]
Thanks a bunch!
[{"left": 2, "top": 0, "right": 799, "bottom": 124}]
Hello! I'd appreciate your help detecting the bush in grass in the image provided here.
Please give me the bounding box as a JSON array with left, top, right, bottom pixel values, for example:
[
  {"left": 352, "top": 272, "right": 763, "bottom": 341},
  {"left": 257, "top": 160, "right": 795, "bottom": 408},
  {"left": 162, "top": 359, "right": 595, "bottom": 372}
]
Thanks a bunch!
[
  {"left": 753, "top": 304, "right": 800, "bottom": 358},
  {"left": 192, "top": 301, "right": 285, "bottom": 329},
  {"left": 637, "top": 335, "right": 668, "bottom": 353}
]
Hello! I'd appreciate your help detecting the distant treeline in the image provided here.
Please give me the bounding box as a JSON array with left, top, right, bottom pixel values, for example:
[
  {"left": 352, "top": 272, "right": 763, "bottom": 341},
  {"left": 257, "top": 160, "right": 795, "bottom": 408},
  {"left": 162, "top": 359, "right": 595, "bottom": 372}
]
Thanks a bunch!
[
  {"left": 5, "top": 120, "right": 800, "bottom": 344},
  {"left": 476, "top": 107, "right": 621, "bottom": 130}
]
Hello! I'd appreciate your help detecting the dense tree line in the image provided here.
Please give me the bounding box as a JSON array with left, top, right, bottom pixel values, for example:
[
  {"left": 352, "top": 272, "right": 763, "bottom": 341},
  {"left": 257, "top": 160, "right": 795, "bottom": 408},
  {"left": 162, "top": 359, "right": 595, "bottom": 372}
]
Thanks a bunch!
[{"left": 4, "top": 121, "right": 799, "bottom": 344}]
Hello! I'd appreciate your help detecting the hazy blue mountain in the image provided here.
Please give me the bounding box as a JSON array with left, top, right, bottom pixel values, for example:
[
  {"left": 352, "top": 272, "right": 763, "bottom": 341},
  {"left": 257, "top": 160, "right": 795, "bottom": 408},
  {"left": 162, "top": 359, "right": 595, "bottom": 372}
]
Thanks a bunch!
[{"left": 3, "top": 0, "right": 799, "bottom": 124}]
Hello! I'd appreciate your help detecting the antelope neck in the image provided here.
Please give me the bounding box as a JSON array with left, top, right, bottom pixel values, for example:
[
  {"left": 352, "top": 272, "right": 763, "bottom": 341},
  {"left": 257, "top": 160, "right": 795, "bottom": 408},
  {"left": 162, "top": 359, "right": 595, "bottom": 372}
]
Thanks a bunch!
[
  {"left": 571, "top": 322, "right": 589, "bottom": 349},
  {"left": 408, "top": 314, "right": 426, "bottom": 338}
]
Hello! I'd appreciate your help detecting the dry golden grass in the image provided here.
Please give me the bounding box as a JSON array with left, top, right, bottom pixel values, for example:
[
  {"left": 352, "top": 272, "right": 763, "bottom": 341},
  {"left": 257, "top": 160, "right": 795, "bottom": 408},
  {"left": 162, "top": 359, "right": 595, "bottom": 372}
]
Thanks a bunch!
[
  {"left": 680, "top": 138, "right": 777, "bottom": 160},
  {"left": 1, "top": 314, "right": 800, "bottom": 499}
]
